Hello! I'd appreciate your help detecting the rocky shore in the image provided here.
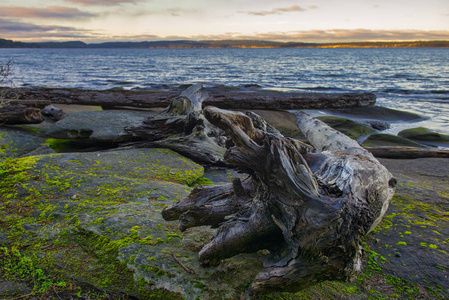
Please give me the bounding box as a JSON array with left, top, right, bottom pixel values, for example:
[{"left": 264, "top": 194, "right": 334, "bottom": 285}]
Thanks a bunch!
[{"left": 1, "top": 94, "right": 448, "bottom": 299}]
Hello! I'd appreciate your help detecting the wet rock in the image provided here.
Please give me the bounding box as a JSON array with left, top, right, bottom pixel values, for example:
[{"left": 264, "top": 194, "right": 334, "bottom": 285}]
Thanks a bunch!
[
  {"left": 326, "top": 106, "right": 423, "bottom": 121},
  {"left": 45, "top": 110, "right": 153, "bottom": 142},
  {"left": 364, "top": 120, "right": 391, "bottom": 131},
  {"left": 398, "top": 127, "right": 449, "bottom": 147}
]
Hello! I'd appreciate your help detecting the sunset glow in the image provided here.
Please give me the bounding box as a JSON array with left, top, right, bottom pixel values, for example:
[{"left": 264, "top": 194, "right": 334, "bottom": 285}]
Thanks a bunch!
[{"left": 0, "top": 0, "right": 448, "bottom": 43}]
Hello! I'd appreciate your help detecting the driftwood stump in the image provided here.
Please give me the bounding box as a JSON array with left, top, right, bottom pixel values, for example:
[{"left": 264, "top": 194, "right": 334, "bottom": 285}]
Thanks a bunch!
[
  {"left": 126, "top": 84, "right": 227, "bottom": 164},
  {"left": 162, "top": 106, "right": 396, "bottom": 293}
]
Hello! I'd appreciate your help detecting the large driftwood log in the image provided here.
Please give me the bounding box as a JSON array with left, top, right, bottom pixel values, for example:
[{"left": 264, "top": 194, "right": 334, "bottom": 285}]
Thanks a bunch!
[
  {"left": 0, "top": 104, "right": 43, "bottom": 124},
  {"left": 0, "top": 87, "right": 376, "bottom": 110},
  {"left": 162, "top": 106, "right": 396, "bottom": 293},
  {"left": 125, "top": 84, "right": 227, "bottom": 164}
]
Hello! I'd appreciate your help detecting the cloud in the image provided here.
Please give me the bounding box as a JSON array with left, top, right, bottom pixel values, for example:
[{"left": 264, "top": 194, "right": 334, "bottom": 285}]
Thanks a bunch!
[
  {"left": 0, "top": 6, "right": 97, "bottom": 19},
  {"left": 244, "top": 29, "right": 449, "bottom": 42},
  {"left": 65, "top": 0, "right": 144, "bottom": 6},
  {"left": 189, "top": 29, "right": 449, "bottom": 43},
  {"left": 244, "top": 5, "right": 307, "bottom": 16},
  {"left": 0, "top": 19, "right": 94, "bottom": 40},
  {"left": 4, "top": 26, "right": 448, "bottom": 43}
]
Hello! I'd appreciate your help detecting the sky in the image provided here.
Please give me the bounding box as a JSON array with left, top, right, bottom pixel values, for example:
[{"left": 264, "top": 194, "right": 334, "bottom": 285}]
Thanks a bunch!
[{"left": 0, "top": 0, "right": 448, "bottom": 43}]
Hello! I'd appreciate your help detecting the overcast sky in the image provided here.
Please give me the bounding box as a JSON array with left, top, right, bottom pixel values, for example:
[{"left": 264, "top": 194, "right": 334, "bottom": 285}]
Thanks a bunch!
[{"left": 1, "top": 0, "right": 448, "bottom": 43}]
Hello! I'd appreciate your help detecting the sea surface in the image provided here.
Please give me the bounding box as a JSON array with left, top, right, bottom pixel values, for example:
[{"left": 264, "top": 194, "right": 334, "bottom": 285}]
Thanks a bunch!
[{"left": 1, "top": 47, "right": 448, "bottom": 135}]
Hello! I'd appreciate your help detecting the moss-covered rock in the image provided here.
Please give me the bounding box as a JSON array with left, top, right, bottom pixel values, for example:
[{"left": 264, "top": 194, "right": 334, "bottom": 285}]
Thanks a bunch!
[
  {"left": 363, "top": 133, "right": 427, "bottom": 148},
  {"left": 0, "top": 148, "right": 264, "bottom": 299},
  {"left": 316, "top": 116, "right": 374, "bottom": 139},
  {"left": 0, "top": 127, "right": 48, "bottom": 158},
  {"left": 398, "top": 127, "right": 449, "bottom": 147}
]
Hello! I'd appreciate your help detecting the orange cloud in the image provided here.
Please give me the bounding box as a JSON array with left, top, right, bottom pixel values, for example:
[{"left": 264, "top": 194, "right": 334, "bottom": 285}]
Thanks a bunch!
[
  {"left": 244, "top": 5, "right": 307, "bottom": 16},
  {"left": 191, "top": 29, "right": 449, "bottom": 42},
  {"left": 0, "top": 6, "right": 97, "bottom": 19}
]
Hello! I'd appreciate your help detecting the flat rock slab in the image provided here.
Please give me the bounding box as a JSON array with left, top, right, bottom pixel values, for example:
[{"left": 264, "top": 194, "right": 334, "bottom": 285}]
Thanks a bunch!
[
  {"left": 0, "top": 148, "right": 263, "bottom": 299},
  {"left": 45, "top": 110, "right": 153, "bottom": 142},
  {"left": 372, "top": 158, "right": 449, "bottom": 293}
]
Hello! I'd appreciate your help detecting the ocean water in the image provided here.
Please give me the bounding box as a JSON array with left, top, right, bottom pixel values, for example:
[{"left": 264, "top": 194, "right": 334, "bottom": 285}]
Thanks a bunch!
[{"left": 1, "top": 47, "right": 448, "bottom": 135}]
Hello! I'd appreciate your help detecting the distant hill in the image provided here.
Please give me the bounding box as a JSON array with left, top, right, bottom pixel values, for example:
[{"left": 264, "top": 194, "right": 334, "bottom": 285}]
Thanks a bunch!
[{"left": 1, "top": 38, "right": 448, "bottom": 49}]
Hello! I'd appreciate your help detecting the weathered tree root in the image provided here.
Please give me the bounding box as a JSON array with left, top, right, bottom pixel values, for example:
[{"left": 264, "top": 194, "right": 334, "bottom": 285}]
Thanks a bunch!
[{"left": 162, "top": 106, "right": 396, "bottom": 293}]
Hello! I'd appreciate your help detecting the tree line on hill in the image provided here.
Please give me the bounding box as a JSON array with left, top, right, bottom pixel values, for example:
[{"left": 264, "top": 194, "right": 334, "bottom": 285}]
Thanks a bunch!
[{"left": 0, "top": 38, "right": 448, "bottom": 49}]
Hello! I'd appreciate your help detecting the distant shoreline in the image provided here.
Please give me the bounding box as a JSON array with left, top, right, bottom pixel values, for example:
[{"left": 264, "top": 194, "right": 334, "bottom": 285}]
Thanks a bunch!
[{"left": 1, "top": 38, "right": 448, "bottom": 49}]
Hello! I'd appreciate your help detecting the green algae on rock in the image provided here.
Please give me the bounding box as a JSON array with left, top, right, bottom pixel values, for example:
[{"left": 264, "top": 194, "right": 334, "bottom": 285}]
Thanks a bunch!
[
  {"left": 0, "top": 148, "right": 265, "bottom": 299},
  {"left": 398, "top": 127, "right": 449, "bottom": 147},
  {"left": 316, "top": 115, "right": 374, "bottom": 139},
  {"left": 362, "top": 133, "right": 426, "bottom": 148}
]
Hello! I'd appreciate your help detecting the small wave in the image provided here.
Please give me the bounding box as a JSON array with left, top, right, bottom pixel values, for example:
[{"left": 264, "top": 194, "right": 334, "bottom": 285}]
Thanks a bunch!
[
  {"left": 105, "top": 79, "right": 136, "bottom": 85},
  {"left": 378, "top": 88, "right": 427, "bottom": 95},
  {"left": 301, "top": 87, "right": 346, "bottom": 92},
  {"left": 430, "top": 90, "right": 449, "bottom": 95}
]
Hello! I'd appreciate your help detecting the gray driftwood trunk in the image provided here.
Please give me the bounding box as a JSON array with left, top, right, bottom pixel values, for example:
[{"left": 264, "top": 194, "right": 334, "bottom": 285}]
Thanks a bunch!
[
  {"left": 1, "top": 86, "right": 376, "bottom": 110},
  {"left": 162, "top": 102, "right": 396, "bottom": 292}
]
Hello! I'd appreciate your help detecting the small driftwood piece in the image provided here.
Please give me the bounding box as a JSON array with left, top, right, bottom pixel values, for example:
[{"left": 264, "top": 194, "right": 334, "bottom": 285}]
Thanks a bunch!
[
  {"left": 125, "top": 84, "right": 227, "bottom": 164},
  {"left": 0, "top": 104, "right": 43, "bottom": 124},
  {"left": 162, "top": 106, "right": 396, "bottom": 293},
  {"left": 41, "top": 104, "right": 65, "bottom": 121}
]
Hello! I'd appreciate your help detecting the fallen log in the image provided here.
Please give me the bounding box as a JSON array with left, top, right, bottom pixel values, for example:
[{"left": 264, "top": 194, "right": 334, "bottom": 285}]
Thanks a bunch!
[
  {"left": 0, "top": 87, "right": 376, "bottom": 110},
  {"left": 365, "top": 146, "right": 449, "bottom": 159},
  {"left": 0, "top": 104, "right": 43, "bottom": 124},
  {"left": 162, "top": 105, "right": 396, "bottom": 293},
  {"left": 206, "top": 91, "right": 376, "bottom": 110},
  {"left": 0, "top": 99, "right": 51, "bottom": 109}
]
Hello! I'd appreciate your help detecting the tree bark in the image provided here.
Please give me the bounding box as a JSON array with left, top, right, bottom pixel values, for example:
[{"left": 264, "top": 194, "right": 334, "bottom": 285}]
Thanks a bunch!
[
  {"left": 1, "top": 87, "right": 376, "bottom": 110},
  {"left": 366, "top": 146, "right": 449, "bottom": 159},
  {"left": 0, "top": 104, "right": 43, "bottom": 124},
  {"left": 162, "top": 106, "right": 396, "bottom": 293}
]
